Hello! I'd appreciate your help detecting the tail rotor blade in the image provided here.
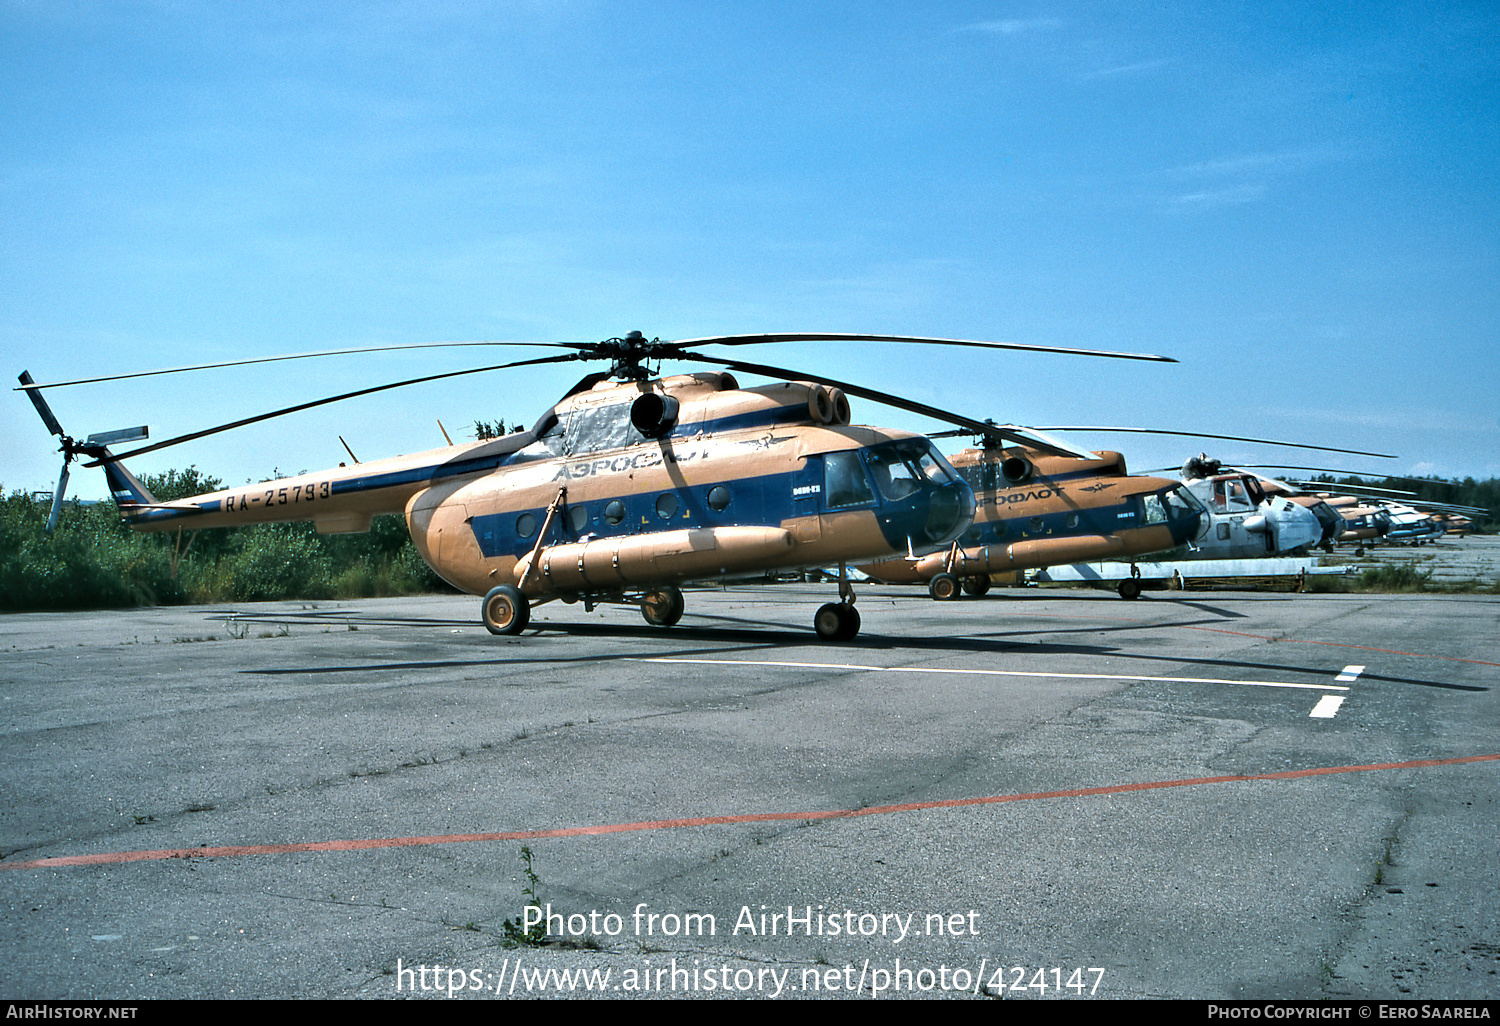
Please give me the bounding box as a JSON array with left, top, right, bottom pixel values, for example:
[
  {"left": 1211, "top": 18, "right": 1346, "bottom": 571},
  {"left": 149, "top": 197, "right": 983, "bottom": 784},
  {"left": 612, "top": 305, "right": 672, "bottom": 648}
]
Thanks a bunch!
[
  {"left": 47, "top": 463, "right": 69, "bottom": 534},
  {"left": 18, "top": 371, "right": 66, "bottom": 438}
]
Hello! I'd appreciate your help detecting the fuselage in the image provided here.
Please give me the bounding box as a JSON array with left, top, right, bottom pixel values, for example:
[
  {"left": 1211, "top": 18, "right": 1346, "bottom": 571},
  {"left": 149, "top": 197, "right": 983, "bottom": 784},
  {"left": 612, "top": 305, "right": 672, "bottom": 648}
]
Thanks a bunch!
[{"left": 111, "top": 373, "right": 976, "bottom": 599}]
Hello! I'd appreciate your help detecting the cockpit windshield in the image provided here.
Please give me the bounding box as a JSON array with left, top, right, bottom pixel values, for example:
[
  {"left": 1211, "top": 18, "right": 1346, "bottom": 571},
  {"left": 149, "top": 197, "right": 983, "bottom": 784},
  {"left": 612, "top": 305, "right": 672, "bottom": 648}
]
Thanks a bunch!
[
  {"left": 864, "top": 439, "right": 956, "bottom": 502},
  {"left": 1164, "top": 486, "right": 1204, "bottom": 519}
]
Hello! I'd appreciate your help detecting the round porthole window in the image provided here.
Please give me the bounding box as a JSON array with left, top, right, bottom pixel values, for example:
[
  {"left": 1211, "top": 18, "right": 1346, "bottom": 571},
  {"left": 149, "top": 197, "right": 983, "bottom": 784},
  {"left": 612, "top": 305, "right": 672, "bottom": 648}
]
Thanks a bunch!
[
  {"left": 706, "top": 485, "right": 731, "bottom": 511},
  {"left": 567, "top": 505, "right": 589, "bottom": 532},
  {"left": 656, "top": 493, "right": 679, "bottom": 520},
  {"left": 1064, "top": 513, "right": 1079, "bottom": 530},
  {"left": 603, "top": 500, "right": 626, "bottom": 526},
  {"left": 516, "top": 513, "right": 537, "bottom": 538}
]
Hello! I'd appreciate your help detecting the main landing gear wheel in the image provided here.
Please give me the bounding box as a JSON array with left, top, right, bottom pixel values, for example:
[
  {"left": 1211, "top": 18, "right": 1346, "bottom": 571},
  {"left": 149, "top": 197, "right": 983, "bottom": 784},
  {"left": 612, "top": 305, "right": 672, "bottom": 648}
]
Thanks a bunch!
[
  {"left": 481, "top": 585, "right": 530, "bottom": 635},
  {"left": 928, "top": 573, "right": 961, "bottom": 601},
  {"left": 814, "top": 602, "right": 861, "bottom": 641},
  {"left": 1117, "top": 578, "right": 1142, "bottom": 600},
  {"left": 641, "top": 586, "right": 685, "bottom": 627},
  {"left": 961, "top": 574, "right": 991, "bottom": 597}
]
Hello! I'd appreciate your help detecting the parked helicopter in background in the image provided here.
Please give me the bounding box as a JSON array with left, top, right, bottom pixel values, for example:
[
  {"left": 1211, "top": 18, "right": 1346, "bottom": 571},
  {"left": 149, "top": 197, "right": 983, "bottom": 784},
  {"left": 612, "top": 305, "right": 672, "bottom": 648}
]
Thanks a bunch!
[
  {"left": 19, "top": 331, "right": 1176, "bottom": 641},
  {"left": 857, "top": 430, "right": 1205, "bottom": 598},
  {"left": 1174, "top": 455, "right": 1331, "bottom": 557},
  {"left": 1282, "top": 480, "right": 1487, "bottom": 547},
  {"left": 1334, "top": 504, "right": 1392, "bottom": 553}
]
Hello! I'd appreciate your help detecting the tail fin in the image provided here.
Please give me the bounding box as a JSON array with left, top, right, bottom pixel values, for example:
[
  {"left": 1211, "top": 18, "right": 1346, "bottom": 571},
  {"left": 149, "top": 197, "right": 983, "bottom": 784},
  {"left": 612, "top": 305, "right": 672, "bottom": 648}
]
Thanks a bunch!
[{"left": 92, "top": 448, "right": 159, "bottom": 512}]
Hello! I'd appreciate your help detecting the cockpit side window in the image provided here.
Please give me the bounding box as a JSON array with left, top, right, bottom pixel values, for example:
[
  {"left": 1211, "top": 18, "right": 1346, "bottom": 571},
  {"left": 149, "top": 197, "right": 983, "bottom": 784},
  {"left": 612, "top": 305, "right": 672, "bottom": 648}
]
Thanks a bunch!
[
  {"left": 824, "top": 451, "right": 876, "bottom": 508},
  {"left": 1224, "top": 479, "right": 1253, "bottom": 511}
]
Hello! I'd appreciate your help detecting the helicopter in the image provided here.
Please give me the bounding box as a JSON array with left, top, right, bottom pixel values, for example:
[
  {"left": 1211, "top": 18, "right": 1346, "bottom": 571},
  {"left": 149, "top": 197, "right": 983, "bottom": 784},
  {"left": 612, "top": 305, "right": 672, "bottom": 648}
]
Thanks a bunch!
[
  {"left": 857, "top": 422, "right": 1398, "bottom": 600},
  {"left": 1170, "top": 455, "right": 1330, "bottom": 558},
  {"left": 856, "top": 432, "right": 1206, "bottom": 600},
  {"left": 18, "top": 331, "right": 1175, "bottom": 641}
]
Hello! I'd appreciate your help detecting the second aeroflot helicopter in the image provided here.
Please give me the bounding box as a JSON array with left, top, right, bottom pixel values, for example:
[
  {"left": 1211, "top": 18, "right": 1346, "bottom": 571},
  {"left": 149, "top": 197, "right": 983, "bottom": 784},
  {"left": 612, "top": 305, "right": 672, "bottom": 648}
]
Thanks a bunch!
[
  {"left": 19, "top": 331, "right": 1174, "bottom": 641},
  {"left": 857, "top": 433, "right": 1206, "bottom": 599}
]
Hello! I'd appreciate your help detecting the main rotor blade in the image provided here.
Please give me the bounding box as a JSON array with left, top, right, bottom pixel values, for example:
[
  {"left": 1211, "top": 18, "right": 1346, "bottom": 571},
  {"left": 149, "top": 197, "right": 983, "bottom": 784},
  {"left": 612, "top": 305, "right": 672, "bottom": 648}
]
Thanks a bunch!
[
  {"left": 672, "top": 351, "right": 1092, "bottom": 458},
  {"left": 1227, "top": 464, "right": 1399, "bottom": 477},
  {"left": 17, "top": 341, "right": 574, "bottom": 391},
  {"left": 1286, "top": 481, "right": 1417, "bottom": 497},
  {"left": 83, "top": 353, "right": 582, "bottom": 467},
  {"left": 665, "top": 332, "right": 1177, "bottom": 363},
  {"left": 18, "top": 372, "right": 65, "bottom": 437},
  {"left": 1033, "top": 426, "right": 1397, "bottom": 459}
]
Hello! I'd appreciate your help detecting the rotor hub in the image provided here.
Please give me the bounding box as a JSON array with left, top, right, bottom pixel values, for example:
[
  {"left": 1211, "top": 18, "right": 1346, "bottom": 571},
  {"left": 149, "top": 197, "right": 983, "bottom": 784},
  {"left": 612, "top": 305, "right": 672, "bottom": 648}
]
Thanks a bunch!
[{"left": 599, "top": 330, "right": 662, "bottom": 380}]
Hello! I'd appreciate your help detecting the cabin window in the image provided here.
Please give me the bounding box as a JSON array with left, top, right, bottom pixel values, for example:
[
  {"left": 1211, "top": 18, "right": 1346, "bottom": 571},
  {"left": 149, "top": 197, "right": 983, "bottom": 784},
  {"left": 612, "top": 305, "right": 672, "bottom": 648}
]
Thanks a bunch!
[
  {"left": 1028, "top": 516, "right": 1045, "bottom": 534},
  {"left": 706, "top": 485, "right": 731, "bottom": 511},
  {"left": 1064, "top": 513, "right": 1079, "bottom": 530},
  {"left": 1141, "top": 495, "right": 1168, "bottom": 524},
  {"left": 1218, "top": 523, "right": 1231, "bottom": 540},
  {"left": 603, "top": 500, "right": 626, "bottom": 525},
  {"left": 516, "top": 512, "right": 537, "bottom": 538},
  {"left": 656, "top": 493, "right": 679, "bottom": 520},
  {"left": 567, "top": 505, "right": 589, "bottom": 532}
]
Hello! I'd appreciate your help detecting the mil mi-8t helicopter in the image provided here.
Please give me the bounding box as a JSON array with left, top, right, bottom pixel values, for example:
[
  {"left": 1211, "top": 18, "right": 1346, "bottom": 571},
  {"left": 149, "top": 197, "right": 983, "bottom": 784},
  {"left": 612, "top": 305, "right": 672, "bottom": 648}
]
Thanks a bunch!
[
  {"left": 857, "top": 432, "right": 1206, "bottom": 599},
  {"left": 19, "top": 331, "right": 1174, "bottom": 641}
]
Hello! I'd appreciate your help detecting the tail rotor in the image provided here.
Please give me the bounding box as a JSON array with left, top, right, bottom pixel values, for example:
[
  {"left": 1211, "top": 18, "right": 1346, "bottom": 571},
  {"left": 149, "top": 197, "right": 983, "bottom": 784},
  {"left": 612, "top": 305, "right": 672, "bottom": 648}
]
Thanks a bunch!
[{"left": 18, "top": 371, "right": 147, "bottom": 532}]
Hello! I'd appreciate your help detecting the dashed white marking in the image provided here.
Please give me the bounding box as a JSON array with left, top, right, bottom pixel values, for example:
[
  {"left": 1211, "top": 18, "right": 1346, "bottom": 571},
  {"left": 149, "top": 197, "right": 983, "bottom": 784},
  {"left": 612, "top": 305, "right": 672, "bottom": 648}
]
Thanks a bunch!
[
  {"left": 1310, "top": 695, "right": 1346, "bottom": 719},
  {"left": 638, "top": 658, "right": 1349, "bottom": 692},
  {"left": 1335, "top": 664, "right": 1366, "bottom": 682}
]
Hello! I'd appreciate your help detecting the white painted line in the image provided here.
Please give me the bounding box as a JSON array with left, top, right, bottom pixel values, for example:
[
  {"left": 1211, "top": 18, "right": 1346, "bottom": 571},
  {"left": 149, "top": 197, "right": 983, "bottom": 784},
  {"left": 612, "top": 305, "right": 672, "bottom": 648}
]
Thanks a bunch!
[
  {"left": 637, "top": 658, "right": 1350, "bottom": 692},
  {"left": 1335, "top": 664, "right": 1366, "bottom": 682},
  {"left": 1310, "top": 695, "right": 1346, "bottom": 719}
]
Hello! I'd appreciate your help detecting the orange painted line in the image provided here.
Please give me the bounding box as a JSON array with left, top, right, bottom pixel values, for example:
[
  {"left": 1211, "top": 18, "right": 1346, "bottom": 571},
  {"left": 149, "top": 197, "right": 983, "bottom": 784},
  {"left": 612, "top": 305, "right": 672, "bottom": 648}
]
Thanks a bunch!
[{"left": 4, "top": 754, "right": 1496, "bottom": 873}]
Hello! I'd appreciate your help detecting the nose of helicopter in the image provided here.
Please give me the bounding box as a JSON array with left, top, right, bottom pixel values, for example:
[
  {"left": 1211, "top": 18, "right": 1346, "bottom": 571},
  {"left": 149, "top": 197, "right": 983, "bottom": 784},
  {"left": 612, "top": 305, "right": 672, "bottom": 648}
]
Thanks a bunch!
[{"left": 862, "top": 438, "right": 976, "bottom": 553}]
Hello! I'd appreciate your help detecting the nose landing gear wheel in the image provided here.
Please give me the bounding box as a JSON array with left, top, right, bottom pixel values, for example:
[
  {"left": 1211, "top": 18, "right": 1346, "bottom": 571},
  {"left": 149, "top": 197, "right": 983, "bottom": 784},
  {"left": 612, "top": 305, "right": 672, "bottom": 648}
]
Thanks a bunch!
[
  {"left": 1117, "top": 578, "right": 1142, "bottom": 600},
  {"left": 641, "top": 586, "right": 686, "bottom": 627},
  {"left": 814, "top": 602, "right": 861, "bottom": 641},
  {"left": 481, "top": 585, "right": 531, "bottom": 635}
]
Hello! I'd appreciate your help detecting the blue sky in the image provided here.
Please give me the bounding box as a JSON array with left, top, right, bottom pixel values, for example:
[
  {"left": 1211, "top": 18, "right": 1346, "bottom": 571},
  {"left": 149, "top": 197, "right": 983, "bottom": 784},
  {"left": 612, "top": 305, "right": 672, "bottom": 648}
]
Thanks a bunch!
[{"left": 4, "top": 1, "right": 1497, "bottom": 501}]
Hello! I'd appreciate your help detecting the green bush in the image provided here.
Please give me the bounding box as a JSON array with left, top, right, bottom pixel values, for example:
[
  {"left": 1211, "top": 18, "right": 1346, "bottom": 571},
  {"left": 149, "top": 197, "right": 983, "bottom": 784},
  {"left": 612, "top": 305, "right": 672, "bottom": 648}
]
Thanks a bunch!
[
  {"left": 0, "top": 476, "right": 454, "bottom": 611},
  {"left": 1357, "top": 563, "right": 1431, "bottom": 592}
]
